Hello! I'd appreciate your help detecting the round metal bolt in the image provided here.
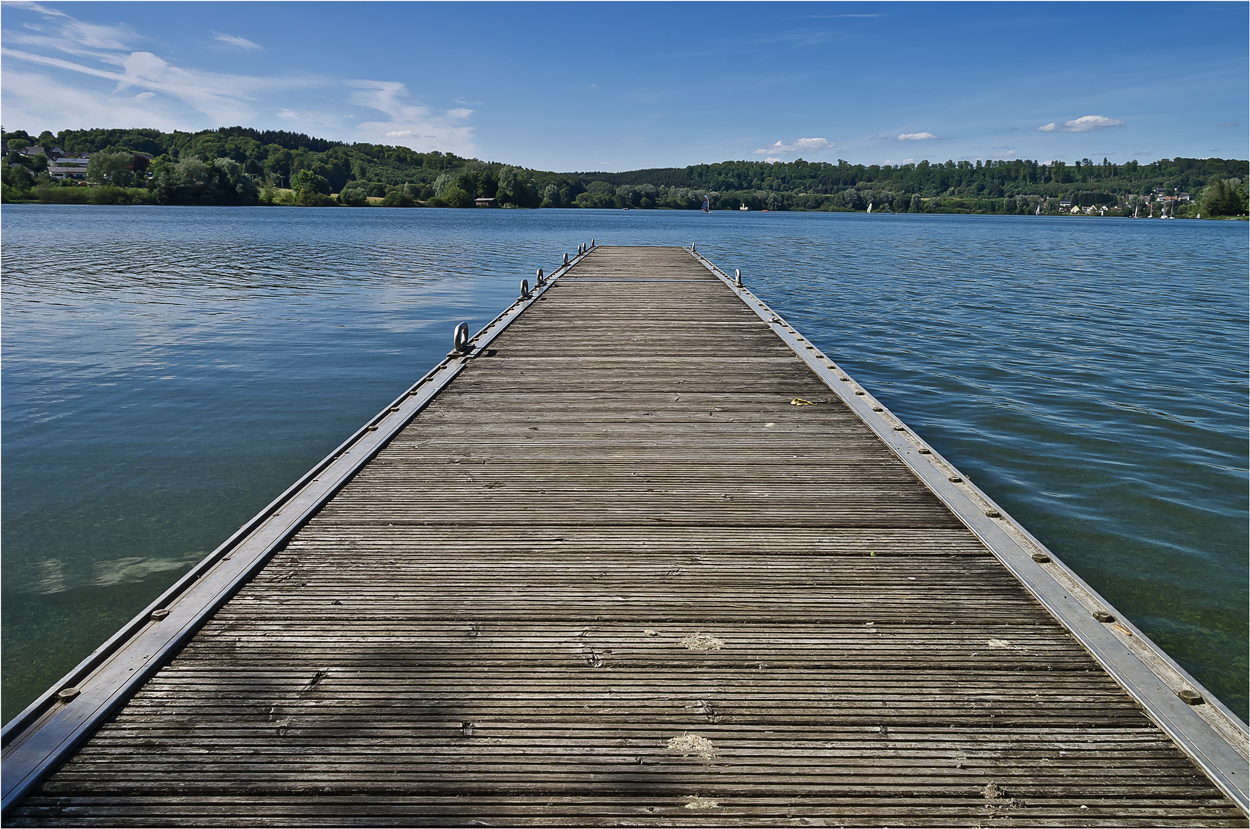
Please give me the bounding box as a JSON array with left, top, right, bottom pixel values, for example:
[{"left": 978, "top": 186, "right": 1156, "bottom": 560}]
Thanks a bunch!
[
  {"left": 150, "top": 609, "right": 171, "bottom": 621},
  {"left": 854, "top": 390, "right": 866, "bottom": 395},
  {"left": 1178, "top": 689, "right": 1204, "bottom": 705},
  {"left": 947, "top": 475, "right": 962, "bottom": 483},
  {"left": 1093, "top": 611, "right": 1116, "bottom": 623},
  {"left": 1031, "top": 553, "right": 1051, "bottom": 563},
  {"left": 918, "top": 448, "right": 932, "bottom": 454},
  {"left": 985, "top": 509, "right": 1002, "bottom": 518},
  {"left": 893, "top": 426, "right": 906, "bottom": 432},
  {"left": 58, "top": 687, "right": 81, "bottom": 703},
  {"left": 366, "top": 425, "right": 378, "bottom": 432},
  {"left": 872, "top": 406, "right": 884, "bottom": 412}
]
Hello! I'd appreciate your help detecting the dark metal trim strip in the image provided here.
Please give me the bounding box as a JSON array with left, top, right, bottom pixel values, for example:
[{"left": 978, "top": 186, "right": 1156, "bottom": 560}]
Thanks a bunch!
[
  {"left": 689, "top": 246, "right": 1249, "bottom": 814},
  {"left": 0, "top": 243, "right": 596, "bottom": 813}
]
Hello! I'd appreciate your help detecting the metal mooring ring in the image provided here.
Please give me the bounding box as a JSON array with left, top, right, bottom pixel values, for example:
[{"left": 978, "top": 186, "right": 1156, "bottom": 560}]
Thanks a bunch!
[
  {"left": 520, "top": 278, "right": 530, "bottom": 299},
  {"left": 453, "top": 322, "right": 470, "bottom": 353},
  {"left": 735, "top": 268, "right": 743, "bottom": 287},
  {"left": 563, "top": 253, "right": 569, "bottom": 265},
  {"left": 536, "top": 268, "right": 544, "bottom": 285}
]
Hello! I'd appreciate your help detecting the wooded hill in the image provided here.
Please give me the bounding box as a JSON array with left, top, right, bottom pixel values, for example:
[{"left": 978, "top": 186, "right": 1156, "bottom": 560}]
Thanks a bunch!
[{"left": 3, "top": 126, "right": 1247, "bottom": 216}]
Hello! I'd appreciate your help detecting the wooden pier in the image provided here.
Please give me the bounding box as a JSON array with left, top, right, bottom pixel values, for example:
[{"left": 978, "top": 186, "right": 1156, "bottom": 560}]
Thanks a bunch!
[{"left": 3, "top": 245, "right": 1247, "bottom": 826}]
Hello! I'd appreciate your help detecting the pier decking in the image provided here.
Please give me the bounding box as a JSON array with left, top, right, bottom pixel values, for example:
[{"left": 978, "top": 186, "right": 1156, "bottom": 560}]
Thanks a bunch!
[{"left": 4, "top": 245, "right": 1247, "bottom": 826}]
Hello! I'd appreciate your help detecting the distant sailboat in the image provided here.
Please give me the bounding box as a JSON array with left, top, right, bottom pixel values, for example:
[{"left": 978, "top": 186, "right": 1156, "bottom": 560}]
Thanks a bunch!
[
  {"left": 739, "top": 202, "right": 749, "bottom": 211},
  {"left": 867, "top": 202, "right": 873, "bottom": 214},
  {"left": 1035, "top": 203, "right": 1042, "bottom": 215},
  {"left": 701, "top": 195, "right": 710, "bottom": 213}
]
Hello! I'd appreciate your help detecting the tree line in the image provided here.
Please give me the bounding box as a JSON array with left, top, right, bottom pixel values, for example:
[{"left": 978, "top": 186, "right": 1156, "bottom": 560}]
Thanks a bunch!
[{"left": 3, "top": 126, "right": 1246, "bottom": 217}]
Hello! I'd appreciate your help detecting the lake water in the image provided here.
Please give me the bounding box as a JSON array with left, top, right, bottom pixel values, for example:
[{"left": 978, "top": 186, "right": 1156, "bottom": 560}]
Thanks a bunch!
[{"left": 3, "top": 205, "right": 1246, "bottom": 723}]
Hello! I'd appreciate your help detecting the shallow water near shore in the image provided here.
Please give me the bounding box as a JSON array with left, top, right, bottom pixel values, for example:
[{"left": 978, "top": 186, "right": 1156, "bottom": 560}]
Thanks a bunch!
[{"left": 3, "top": 205, "right": 1246, "bottom": 723}]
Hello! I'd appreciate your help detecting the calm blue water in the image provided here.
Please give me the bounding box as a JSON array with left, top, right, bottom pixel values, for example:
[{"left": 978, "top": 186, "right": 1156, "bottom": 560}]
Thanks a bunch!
[{"left": 3, "top": 206, "right": 1246, "bottom": 722}]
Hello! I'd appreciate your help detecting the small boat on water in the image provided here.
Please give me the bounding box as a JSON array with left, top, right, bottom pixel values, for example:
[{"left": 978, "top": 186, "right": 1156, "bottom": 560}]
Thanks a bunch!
[{"left": 739, "top": 202, "right": 749, "bottom": 211}]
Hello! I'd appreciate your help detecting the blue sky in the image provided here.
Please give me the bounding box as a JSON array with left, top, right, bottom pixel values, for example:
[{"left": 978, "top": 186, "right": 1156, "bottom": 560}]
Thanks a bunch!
[{"left": 2, "top": 1, "right": 1246, "bottom": 172}]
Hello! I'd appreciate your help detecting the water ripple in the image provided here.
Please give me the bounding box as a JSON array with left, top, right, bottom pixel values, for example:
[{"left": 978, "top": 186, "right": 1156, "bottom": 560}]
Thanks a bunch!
[{"left": 2, "top": 206, "right": 1246, "bottom": 722}]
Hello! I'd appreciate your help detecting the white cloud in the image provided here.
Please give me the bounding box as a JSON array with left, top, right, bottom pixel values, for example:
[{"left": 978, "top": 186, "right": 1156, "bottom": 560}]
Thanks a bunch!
[
  {"left": 2, "top": 30, "right": 313, "bottom": 127},
  {"left": 1038, "top": 115, "right": 1126, "bottom": 133},
  {"left": 4, "top": 2, "right": 68, "bottom": 16},
  {"left": 752, "top": 137, "right": 832, "bottom": 155},
  {"left": 1, "top": 3, "right": 475, "bottom": 155},
  {"left": 758, "top": 29, "right": 838, "bottom": 47},
  {"left": 348, "top": 80, "right": 476, "bottom": 156},
  {"left": 898, "top": 132, "right": 935, "bottom": 141},
  {"left": 213, "top": 32, "right": 261, "bottom": 51},
  {"left": 0, "top": 67, "right": 189, "bottom": 133},
  {"left": 764, "top": 157, "right": 781, "bottom": 163},
  {"left": 3, "top": 2, "right": 139, "bottom": 61},
  {"left": 276, "top": 106, "right": 343, "bottom": 131}
]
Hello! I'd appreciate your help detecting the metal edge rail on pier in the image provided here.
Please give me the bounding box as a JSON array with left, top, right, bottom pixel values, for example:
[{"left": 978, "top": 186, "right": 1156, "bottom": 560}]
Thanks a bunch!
[
  {"left": 0, "top": 241, "right": 599, "bottom": 814},
  {"left": 688, "top": 244, "right": 1249, "bottom": 815}
]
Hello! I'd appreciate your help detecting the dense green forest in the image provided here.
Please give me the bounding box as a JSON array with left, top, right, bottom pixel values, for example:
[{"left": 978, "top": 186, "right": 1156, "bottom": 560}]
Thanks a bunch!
[{"left": 3, "top": 125, "right": 1247, "bottom": 217}]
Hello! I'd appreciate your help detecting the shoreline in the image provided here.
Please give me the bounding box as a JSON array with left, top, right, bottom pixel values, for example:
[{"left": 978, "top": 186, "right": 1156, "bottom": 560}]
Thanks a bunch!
[{"left": 3, "top": 198, "right": 1245, "bottom": 220}]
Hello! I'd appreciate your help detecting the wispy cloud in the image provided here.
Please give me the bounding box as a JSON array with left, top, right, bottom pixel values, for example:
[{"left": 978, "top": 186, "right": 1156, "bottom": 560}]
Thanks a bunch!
[
  {"left": 3, "top": 0, "right": 138, "bottom": 60},
  {"left": 349, "top": 80, "right": 475, "bottom": 156},
  {"left": 3, "top": 1, "right": 64, "bottom": 15},
  {"left": 753, "top": 137, "right": 832, "bottom": 155},
  {"left": 1, "top": 67, "right": 189, "bottom": 132},
  {"left": 0, "top": 2, "right": 476, "bottom": 155},
  {"left": 898, "top": 132, "right": 936, "bottom": 141},
  {"left": 276, "top": 106, "right": 345, "bottom": 132},
  {"left": 1037, "top": 115, "right": 1125, "bottom": 133},
  {"left": 2, "top": 42, "right": 317, "bottom": 125},
  {"left": 1, "top": 4, "right": 310, "bottom": 125},
  {"left": 758, "top": 28, "right": 838, "bottom": 47},
  {"left": 213, "top": 32, "right": 261, "bottom": 51}
]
